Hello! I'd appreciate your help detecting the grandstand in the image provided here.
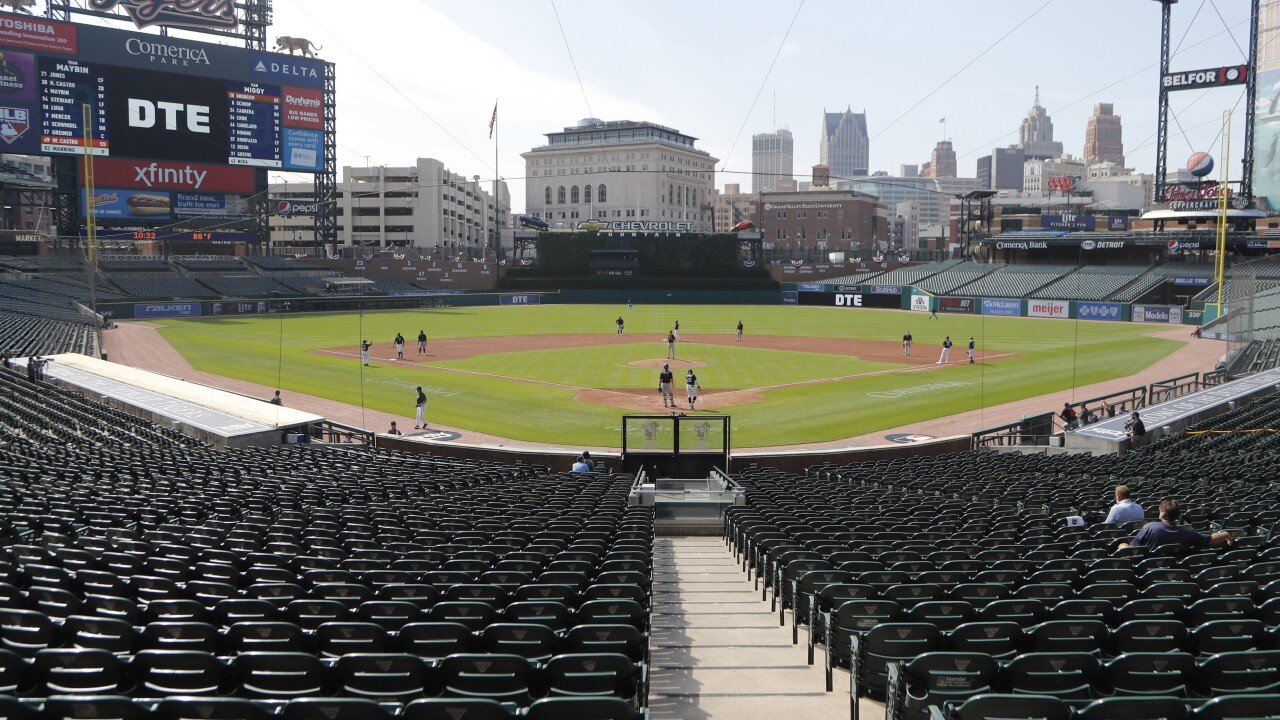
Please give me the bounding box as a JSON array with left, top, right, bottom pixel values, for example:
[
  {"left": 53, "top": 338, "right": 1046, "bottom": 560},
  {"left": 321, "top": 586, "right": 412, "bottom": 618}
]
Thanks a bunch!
[
  {"left": 914, "top": 262, "right": 1000, "bottom": 296},
  {"left": 193, "top": 274, "right": 297, "bottom": 299},
  {"left": 1032, "top": 266, "right": 1151, "bottom": 301},
  {"left": 107, "top": 273, "right": 221, "bottom": 300},
  {"left": 860, "top": 260, "right": 967, "bottom": 288},
  {"left": 950, "top": 265, "right": 1078, "bottom": 298},
  {"left": 175, "top": 258, "right": 247, "bottom": 272},
  {"left": 1112, "top": 265, "right": 1215, "bottom": 304}
]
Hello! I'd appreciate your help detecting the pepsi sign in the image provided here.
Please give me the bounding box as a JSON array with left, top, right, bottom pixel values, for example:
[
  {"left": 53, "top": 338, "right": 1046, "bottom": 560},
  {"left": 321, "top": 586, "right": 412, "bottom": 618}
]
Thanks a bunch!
[{"left": 272, "top": 198, "right": 320, "bottom": 216}]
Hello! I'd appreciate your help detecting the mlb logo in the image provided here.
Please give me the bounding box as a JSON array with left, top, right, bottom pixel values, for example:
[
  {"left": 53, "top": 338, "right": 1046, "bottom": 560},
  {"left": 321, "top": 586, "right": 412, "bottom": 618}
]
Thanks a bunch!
[{"left": 0, "top": 107, "right": 28, "bottom": 145}]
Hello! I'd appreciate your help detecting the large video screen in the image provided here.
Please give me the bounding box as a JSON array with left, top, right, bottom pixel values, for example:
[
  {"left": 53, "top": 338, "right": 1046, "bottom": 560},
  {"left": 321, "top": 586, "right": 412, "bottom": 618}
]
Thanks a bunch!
[{"left": 0, "top": 11, "right": 326, "bottom": 172}]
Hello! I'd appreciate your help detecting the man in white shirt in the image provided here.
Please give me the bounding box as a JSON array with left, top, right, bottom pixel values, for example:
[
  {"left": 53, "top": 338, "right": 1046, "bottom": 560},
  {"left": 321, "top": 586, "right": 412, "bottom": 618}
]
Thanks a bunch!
[{"left": 1104, "top": 485, "right": 1145, "bottom": 525}]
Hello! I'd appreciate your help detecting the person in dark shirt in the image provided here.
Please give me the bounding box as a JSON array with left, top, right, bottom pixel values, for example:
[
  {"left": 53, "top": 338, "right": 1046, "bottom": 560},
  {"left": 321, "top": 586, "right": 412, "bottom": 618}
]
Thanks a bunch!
[
  {"left": 1121, "top": 499, "right": 1232, "bottom": 550},
  {"left": 1060, "top": 402, "right": 1078, "bottom": 430},
  {"left": 658, "top": 364, "right": 675, "bottom": 408},
  {"left": 1126, "top": 411, "right": 1146, "bottom": 438},
  {"left": 269, "top": 390, "right": 283, "bottom": 406},
  {"left": 387, "top": 421, "right": 403, "bottom": 436}
]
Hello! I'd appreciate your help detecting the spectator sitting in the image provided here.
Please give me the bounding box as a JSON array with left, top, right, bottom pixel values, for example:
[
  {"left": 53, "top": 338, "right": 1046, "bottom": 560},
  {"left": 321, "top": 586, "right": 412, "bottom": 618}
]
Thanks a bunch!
[
  {"left": 269, "top": 390, "right": 283, "bottom": 406},
  {"left": 1119, "top": 499, "right": 1232, "bottom": 550},
  {"left": 1060, "top": 403, "right": 1078, "bottom": 430},
  {"left": 1107, "top": 404, "right": 1117, "bottom": 418},
  {"left": 1125, "top": 411, "right": 1146, "bottom": 438},
  {"left": 1103, "top": 484, "right": 1144, "bottom": 525},
  {"left": 580, "top": 450, "right": 594, "bottom": 471},
  {"left": 387, "top": 422, "right": 403, "bottom": 436},
  {"left": 571, "top": 456, "right": 591, "bottom": 473}
]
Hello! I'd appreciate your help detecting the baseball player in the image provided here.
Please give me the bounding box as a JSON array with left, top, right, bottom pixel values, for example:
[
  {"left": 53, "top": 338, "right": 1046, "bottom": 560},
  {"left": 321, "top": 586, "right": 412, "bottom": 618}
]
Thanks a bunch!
[
  {"left": 673, "top": 320, "right": 680, "bottom": 341},
  {"left": 360, "top": 340, "right": 372, "bottom": 366},
  {"left": 903, "top": 331, "right": 913, "bottom": 357},
  {"left": 627, "top": 299, "right": 633, "bottom": 311},
  {"left": 659, "top": 363, "right": 675, "bottom": 408},
  {"left": 666, "top": 331, "right": 676, "bottom": 359},
  {"left": 936, "top": 336, "right": 953, "bottom": 365},
  {"left": 394, "top": 333, "right": 405, "bottom": 360},
  {"left": 417, "top": 330, "right": 427, "bottom": 355},
  {"left": 736, "top": 321, "right": 744, "bottom": 342},
  {"left": 685, "top": 368, "right": 700, "bottom": 409},
  {"left": 968, "top": 337, "right": 976, "bottom": 364},
  {"left": 616, "top": 316, "right": 624, "bottom": 335},
  {"left": 414, "top": 386, "right": 427, "bottom": 429}
]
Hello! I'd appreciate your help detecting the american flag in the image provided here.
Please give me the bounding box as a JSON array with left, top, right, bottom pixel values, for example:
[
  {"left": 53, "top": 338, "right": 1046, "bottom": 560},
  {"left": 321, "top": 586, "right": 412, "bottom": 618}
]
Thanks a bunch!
[{"left": 489, "top": 102, "right": 497, "bottom": 139}]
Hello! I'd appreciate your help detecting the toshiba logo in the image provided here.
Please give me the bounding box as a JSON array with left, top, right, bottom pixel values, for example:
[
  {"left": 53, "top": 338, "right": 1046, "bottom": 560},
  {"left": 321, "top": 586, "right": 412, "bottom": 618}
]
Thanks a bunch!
[{"left": 286, "top": 94, "right": 321, "bottom": 108}]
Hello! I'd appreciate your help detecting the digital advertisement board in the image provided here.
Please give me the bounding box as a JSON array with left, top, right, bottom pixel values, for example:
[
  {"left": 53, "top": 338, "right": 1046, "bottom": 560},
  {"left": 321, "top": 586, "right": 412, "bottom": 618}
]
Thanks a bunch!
[
  {"left": 0, "top": 11, "right": 327, "bottom": 170},
  {"left": 981, "top": 298, "right": 1022, "bottom": 316},
  {"left": 939, "top": 297, "right": 974, "bottom": 314},
  {"left": 798, "top": 291, "right": 900, "bottom": 309},
  {"left": 82, "top": 189, "right": 250, "bottom": 222}
]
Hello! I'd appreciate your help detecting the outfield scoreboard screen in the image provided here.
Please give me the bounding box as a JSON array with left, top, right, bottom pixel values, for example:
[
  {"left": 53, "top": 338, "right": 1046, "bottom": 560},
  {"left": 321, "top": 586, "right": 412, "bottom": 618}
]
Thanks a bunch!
[{"left": 0, "top": 12, "right": 326, "bottom": 171}]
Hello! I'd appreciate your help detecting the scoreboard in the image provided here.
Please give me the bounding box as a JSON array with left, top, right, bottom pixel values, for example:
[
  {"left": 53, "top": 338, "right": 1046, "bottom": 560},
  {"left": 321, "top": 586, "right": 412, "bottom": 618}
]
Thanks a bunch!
[{"left": 0, "top": 11, "right": 327, "bottom": 172}]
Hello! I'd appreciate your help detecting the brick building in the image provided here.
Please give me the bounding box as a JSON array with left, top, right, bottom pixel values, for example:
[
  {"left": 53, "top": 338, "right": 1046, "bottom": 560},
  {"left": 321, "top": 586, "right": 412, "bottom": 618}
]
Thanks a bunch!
[{"left": 752, "top": 188, "right": 888, "bottom": 259}]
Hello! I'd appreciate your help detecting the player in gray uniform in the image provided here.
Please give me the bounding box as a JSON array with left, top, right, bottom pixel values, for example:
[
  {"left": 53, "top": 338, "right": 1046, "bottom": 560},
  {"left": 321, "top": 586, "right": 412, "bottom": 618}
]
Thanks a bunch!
[
  {"left": 658, "top": 364, "right": 675, "bottom": 408},
  {"left": 685, "top": 369, "right": 700, "bottom": 409}
]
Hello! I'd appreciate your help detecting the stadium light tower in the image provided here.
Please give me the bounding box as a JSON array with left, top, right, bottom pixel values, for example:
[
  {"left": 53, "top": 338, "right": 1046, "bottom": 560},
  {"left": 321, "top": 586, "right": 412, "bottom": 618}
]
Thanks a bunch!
[{"left": 1152, "top": 0, "right": 1177, "bottom": 208}]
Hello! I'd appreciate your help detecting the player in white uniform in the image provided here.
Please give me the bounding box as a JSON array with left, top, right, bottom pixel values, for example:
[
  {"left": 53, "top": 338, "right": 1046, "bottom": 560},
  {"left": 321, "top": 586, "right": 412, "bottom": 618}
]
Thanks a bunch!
[
  {"left": 967, "top": 337, "right": 975, "bottom": 364},
  {"left": 685, "top": 369, "right": 700, "bottom": 409},
  {"left": 360, "top": 340, "right": 372, "bottom": 366},
  {"left": 936, "top": 336, "right": 952, "bottom": 365}
]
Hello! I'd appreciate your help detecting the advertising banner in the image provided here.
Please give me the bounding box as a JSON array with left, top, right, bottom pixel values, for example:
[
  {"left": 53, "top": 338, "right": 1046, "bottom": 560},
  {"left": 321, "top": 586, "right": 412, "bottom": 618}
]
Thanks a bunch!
[
  {"left": 796, "top": 282, "right": 825, "bottom": 292},
  {"left": 1173, "top": 276, "right": 1211, "bottom": 286},
  {"left": 981, "top": 298, "right": 1022, "bottom": 316},
  {"left": 84, "top": 188, "right": 171, "bottom": 221},
  {"left": 939, "top": 297, "right": 974, "bottom": 314},
  {"left": 866, "top": 284, "right": 903, "bottom": 295},
  {"left": 1133, "top": 305, "right": 1184, "bottom": 324},
  {"left": 500, "top": 294, "right": 542, "bottom": 306},
  {"left": 90, "top": 158, "right": 255, "bottom": 193},
  {"left": 173, "top": 193, "right": 250, "bottom": 219},
  {"left": 105, "top": 66, "right": 230, "bottom": 165},
  {"left": 798, "top": 292, "right": 899, "bottom": 309},
  {"left": 911, "top": 294, "right": 931, "bottom": 312},
  {"left": 134, "top": 302, "right": 200, "bottom": 318},
  {"left": 780, "top": 291, "right": 797, "bottom": 305},
  {"left": 1077, "top": 301, "right": 1124, "bottom": 321},
  {"left": 210, "top": 301, "right": 269, "bottom": 316},
  {"left": 1041, "top": 214, "right": 1097, "bottom": 231},
  {"left": 1027, "top": 299, "right": 1070, "bottom": 319}
]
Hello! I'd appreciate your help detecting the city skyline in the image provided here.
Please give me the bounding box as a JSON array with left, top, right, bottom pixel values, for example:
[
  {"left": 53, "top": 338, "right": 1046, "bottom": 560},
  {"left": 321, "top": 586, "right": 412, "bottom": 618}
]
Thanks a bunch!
[{"left": 265, "top": 0, "right": 1255, "bottom": 212}]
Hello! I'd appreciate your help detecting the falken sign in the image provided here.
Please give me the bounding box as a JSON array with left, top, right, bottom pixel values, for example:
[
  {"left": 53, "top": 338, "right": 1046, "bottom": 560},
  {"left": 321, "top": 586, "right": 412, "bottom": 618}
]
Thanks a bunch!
[{"left": 88, "top": 0, "right": 239, "bottom": 32}]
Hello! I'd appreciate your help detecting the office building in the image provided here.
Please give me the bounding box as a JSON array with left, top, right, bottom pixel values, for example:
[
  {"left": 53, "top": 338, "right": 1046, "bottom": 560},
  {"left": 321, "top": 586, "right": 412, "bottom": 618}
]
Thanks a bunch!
[
  {"left": 923, "top": 140, "right": 957, "bottom": 179},
  {"left": 1084, "top": 103, "right": 1125, "bottom": 165},
  {"left": 819, "top": 108, "right": 870, "bottom": 179},
  {"left": 521, "top": 118, "right": 717, "bottom": 232},
  {"left": 977, "top": 147, "right": 1027, "bottom": 190},
  {"left": 713, "top": 183, "right": 758, "bottom": 233},
  {"left": 751, "top": 128, "right": 793, "bottom": 193},
  {"left": 269, "top": 158, "right": 509, "bottom": 255},
  {"left": 752, "top": 188, "right": 888, "bottom": 255},
  {"left": 1023, "top": 156, "right": 1087, "bottom": 195},
  {"left": 1017, "top": 86, "right": 1064, "bottom": 160}
]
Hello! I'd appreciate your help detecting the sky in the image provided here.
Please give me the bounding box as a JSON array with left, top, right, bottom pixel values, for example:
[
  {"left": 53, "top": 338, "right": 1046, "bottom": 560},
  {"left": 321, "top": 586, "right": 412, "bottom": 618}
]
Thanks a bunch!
[{"left": 255, "top": 0, "right": 1257, "bottom": 212}]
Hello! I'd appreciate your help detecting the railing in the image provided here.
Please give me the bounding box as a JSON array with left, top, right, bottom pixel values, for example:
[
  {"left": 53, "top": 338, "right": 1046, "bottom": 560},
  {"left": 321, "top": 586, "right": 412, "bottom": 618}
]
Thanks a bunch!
[
  {"left": 1148, "top": 372, "right": 1201, "bottom": 405},
  {"left": 1201, "top": 369, "right": 1227, "bottom": 387},
  {"left": 971, "top": 412, "right": 1056, "bottom": 449},
  {"left": 312, "top": 420, "right": 375, "bottom": 445},
  {"left": 1067, "top": 386, "right": 1147, "bottom": 425}
]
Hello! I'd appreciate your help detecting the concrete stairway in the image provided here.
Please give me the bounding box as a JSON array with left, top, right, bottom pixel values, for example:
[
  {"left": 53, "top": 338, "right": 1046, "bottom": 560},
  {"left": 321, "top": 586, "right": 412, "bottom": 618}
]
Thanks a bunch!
[{"left": 647, "top": 536, "right": 884, "bottom": 720}]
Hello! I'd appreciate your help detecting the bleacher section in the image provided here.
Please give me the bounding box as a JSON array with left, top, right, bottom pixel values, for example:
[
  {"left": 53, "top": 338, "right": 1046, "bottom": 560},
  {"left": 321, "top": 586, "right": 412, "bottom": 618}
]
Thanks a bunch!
[
  {"left": 175, "top": 258, "right": 246, "bottom": 272},
  {"left": 108, "top": 273, "right": 220, "bottom": 300},
  {"left": 0, "top": 365, "right": 655, "bottom": 719},
  {"left": 194, "top": 275, "right": 296, "bottom": 299},
  {"left": 726, "top": 395, "right": 1280, "bottom": 717},
  {"left": 915, "top": 262, "right": 998, "bottom": 295},
  {"left": 865, "top": 260, "right": 967, "bottom": 288},
  {"left": 0, "top": 313, "right": 95, "bottom": 357},
  {"left": 274, "top": 273, "right": 341, "bottom": 294},
  {"left": 951, "top": 265, "right": 1077, "bottom": 298},
  {"left": 245, "top": 255, "right": 327, "bottom": 271},
  {"left": 1113, "top": 265, "right": 1215, "bottom": 303},
  {"left": 820, "top": 270, "right": 886, "bottom": 286},
  {"left": 98, "top": 257, "right": 170, "bottom": 273},
  {"left": 1033, "top": 266, "right": 1150, "bottom": 301}
]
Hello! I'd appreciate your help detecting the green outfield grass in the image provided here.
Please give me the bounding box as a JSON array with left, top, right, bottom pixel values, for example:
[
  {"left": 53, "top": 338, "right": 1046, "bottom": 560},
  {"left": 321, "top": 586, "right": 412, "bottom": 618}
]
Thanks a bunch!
[{"left": 154, "top": 305, "right": 1183, "bottom": 447}]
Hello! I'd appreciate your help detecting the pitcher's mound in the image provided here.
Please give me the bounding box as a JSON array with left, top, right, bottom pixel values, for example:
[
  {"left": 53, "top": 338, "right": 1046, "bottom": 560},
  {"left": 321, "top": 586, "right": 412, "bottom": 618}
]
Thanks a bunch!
[{"left": 628, "top": 358, "right": 708, "bottom": 369}]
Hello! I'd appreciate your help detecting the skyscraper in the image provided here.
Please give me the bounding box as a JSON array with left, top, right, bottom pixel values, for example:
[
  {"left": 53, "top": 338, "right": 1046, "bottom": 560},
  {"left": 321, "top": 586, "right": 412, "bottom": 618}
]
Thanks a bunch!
[
  {"left": 1084, "top": 103, "right": 1125, "bottom": 166},
  {"left": 820, "top": 108, "right": 869, "bottom": 178},
  {"left": 923, "top": 140, "right": 957, "bottom": 178},
  {"left": 751, "top": 128, "right": 794, "bottom": 193},
  {"left": 1017, "top": 86, "right": 1063, "bottom": 160}
]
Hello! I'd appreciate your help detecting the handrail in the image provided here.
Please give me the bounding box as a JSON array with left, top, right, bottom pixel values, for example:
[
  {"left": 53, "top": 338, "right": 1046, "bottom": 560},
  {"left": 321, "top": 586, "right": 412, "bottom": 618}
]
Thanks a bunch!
[
  {"left": 1148, "top": 372, "right": 1201, "bottom": 404},
  {"left": 313, "top": 420, "right": 374, "bottom": 445}
]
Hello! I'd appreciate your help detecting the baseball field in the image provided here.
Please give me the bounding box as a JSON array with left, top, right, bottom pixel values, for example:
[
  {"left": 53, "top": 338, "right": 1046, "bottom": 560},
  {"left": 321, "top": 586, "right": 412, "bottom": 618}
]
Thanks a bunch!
[{"left": 152, "top": 304, "right": 1183, "bottom": 448}]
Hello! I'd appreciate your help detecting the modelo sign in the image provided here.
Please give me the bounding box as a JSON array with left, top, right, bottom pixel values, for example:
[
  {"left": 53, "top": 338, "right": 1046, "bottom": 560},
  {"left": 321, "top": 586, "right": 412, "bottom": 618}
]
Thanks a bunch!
[
  {"left": 1028, "top": 299, "right": 1069, "bottom": 318},
  {"left": 1133, "top": 305, "right": 1184, "bottom": 324},
  {"left": 981, "top": 298, "right": 1022, "bottom": 316}
]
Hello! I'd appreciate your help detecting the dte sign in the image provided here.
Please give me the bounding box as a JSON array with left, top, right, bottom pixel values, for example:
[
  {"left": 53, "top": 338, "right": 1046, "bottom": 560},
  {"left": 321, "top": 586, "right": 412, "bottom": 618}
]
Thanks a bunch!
[
  {"left": 128, "top": 99, "right": 211, "bottom": 133},
  {"left": 835, "top": 294, "right": 863, "bottom": 307}
]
